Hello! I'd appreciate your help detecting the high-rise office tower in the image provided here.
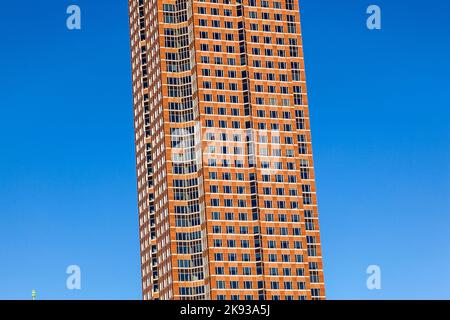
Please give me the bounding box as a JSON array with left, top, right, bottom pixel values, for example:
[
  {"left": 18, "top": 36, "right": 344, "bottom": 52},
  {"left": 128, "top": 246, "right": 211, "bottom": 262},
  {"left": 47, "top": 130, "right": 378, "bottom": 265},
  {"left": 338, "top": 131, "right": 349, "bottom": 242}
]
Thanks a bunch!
[{"left": 128, "top": 0, "right": 325, "bottom": 300}]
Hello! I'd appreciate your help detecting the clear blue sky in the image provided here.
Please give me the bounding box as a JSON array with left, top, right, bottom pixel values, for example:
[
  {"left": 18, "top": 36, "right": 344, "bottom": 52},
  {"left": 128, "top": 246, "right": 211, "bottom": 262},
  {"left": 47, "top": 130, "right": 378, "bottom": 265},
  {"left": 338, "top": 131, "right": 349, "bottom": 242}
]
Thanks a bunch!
[{"left": 0, "top": 0, "right": 448, "bottom": 300}]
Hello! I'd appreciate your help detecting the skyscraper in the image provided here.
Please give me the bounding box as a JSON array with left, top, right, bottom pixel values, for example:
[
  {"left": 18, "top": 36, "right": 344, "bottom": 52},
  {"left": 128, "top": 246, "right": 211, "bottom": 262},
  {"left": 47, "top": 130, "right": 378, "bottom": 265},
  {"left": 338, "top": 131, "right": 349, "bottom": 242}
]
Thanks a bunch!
[{"left": 128, "top": 0, "right": 325, "bottom": 300}]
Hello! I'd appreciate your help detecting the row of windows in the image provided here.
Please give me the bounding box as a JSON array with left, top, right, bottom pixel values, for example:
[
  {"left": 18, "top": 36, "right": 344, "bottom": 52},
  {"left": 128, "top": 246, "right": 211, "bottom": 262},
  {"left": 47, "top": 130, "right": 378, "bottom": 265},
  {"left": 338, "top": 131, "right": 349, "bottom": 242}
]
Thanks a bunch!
[
  {"left": 205, "top": 72, "right": 292, "bottom": 82},
  {"left": 174, "top": 156, "right": 310, "bottom": 174},
  {"left": 248, "top": 11, "right": 295, "bottom": 21},
  {"left": 210, "top": 198, "right": 305, "bottom": 209},
  {"left": 178, "top": 285, "right": 205, "bottom": 296},
  {"left": 206, "top": 172, "right": 302, "bottom": 183},
  {"left": 211, "top": 225, "right": 303, "bottom": 237},
  {"left": 212, "top": 224, "right": 305, "bottom": 234},
  {"left": 203, "top": 93, "right": 240, "bottom": 103},
  {"left": 178, "top": 272, "right": 320, "bottom": 286},
  {"left": 198, "top": 43, "right": 298, "bottom": 58},
  {"left": 197, "top": 6, "right": 297, "bottom": 21},
  {"left": 205, "top": 158, "right": 308, "bottom": 172},
  {"left": 208, "top": 147, "right": 299, "bottom": 159},
  {"left": 202, "top": 108, "right": 305, "bottom": 121},
  {"left": 211, "top": 198, "right": 249, "bottom": 207},
  {"left": 200, "top": 94, "right": 300, "bottom": 106},
  {"left": 249, "top": 0, "right": 296, "bottom": 10},
  {"left": 215, "top": 294, "right": 307, "bottom": 300},
  {"left": 204, "top": 105, "right": 241, "bottom": 116},
  {"left": 199, "top": 56, "right": 300, "bottom": 70},
  {"left": 200, "top": 56, "right": 237, "bottom": 65},
  {"left": 198, "top": 68, "right": 301, "bottom": 82},
  {"left": 201, "top": 68, "right": 239, "bottom": 78},
  {"left": 212, "top": 252, "right": 304, "bottom": 263},
  {"left": 215, "top": 280, "right": 305, "bottom": 290},
  {"left": 215, "top": 266, "right": 255, "bottom": 275},
  {"left": 198, "top": 20, "right": 296, "bottom": 34},
  {"left": 197, "top": 17, "right": 238, "bottom": 29},
  {"left": 197, "top": 0, "right": 296, "bottom": 11},
  {"left": 208, "top": 159, "right": 297, "bottom": 170},
  {"left": 248, "top": 23, "right": 297, "bottom": 33},
  {"left": 198, "top": 34, "right": 297, "bottom": 49},
  {"left": 206, "top": 159, "right": 246, "bottom": 168},
  {"left": 211, "top": 211, "right": 313, "bottom": 221},
  {"left": 206, "top": 145, "right": 301, "bottom": 157},
  {"left": 213, "top": 266, "right": 305, "bottom": 277},
  {"left": 200, "top": 85, "right": 296, "bottom": 98},
  {"left": 209, "top": 197, "right": 314, "bottom": 208},
  {"left": 204, "top": 120, "right": 297, "bottom": 132},
  {"left": 206, "top": 133, "right": 303, "bottom": 145},
  {"left": 203, "top": 47, "right": 297, "bottom": 63},
  {"left": 203, "top": 131, "right": 308, "bottom": 142},
  {"left": 250, "top": 36, "right": 297, "bottom": 46},
  {"left": 196, "top": 33, "right": 298, "bottom": 50}
]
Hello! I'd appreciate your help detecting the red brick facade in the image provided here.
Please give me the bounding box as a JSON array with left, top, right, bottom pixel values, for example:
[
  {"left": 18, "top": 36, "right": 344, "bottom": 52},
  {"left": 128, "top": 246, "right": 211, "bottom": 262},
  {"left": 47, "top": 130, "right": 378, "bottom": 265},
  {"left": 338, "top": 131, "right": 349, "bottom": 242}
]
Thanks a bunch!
[{"left": 129, "top": 0, "right": 325, "bottom": 300}]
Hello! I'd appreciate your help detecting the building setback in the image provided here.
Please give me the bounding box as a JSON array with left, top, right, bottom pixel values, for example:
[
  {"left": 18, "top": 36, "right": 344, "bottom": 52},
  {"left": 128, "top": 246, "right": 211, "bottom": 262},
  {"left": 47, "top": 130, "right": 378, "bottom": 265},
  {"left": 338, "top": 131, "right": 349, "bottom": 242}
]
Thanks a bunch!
[{"left": 128, "top": 0, "right": 325, "bottom": 300}]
